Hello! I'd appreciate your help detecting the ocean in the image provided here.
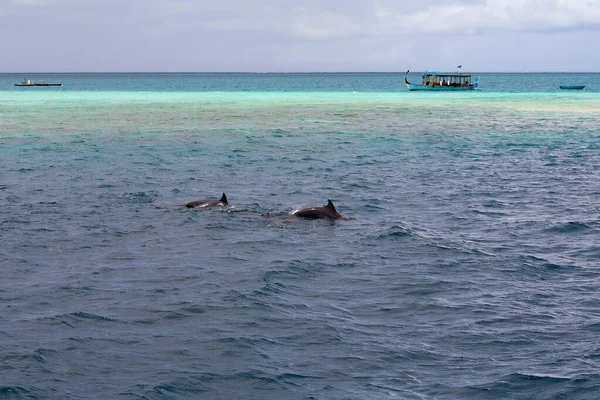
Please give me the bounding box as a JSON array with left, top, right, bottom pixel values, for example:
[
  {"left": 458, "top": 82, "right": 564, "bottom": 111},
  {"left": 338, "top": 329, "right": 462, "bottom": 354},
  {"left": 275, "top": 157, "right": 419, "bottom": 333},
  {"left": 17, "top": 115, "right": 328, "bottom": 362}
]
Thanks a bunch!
[{"left": 1, "top": 73, "right": 600, "bottom": 399}]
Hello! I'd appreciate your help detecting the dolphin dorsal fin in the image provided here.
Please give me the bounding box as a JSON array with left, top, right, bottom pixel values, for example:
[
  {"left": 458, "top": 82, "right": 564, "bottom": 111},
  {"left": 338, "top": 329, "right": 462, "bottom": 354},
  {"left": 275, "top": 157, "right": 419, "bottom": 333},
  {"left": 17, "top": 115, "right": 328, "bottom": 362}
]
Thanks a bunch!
[
  {"left": 326, "top": 200, "right": 336, "bottom": 211},
  {"left": 220, "top": 193, "right": 228, "bottom": 204}
]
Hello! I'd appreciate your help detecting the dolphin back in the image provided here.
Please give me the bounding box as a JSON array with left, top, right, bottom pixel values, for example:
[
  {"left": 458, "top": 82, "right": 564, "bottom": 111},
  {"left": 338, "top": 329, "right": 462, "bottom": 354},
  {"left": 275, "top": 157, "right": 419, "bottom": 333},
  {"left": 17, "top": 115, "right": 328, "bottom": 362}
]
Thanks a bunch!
[
  {"left": 292, "top": 200, "right": 346, "bottom": 220},
  {"left": 185, "top": 192, "right": 228, "bottom": 208}
]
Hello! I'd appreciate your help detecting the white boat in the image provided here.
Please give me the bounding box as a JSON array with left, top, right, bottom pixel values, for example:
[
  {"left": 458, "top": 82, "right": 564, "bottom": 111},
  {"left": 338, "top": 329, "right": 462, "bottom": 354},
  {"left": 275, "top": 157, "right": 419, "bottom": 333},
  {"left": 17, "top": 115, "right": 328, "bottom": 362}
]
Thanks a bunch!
[{"left": 15, "top": 79, "right": 62, "bottom": 87}]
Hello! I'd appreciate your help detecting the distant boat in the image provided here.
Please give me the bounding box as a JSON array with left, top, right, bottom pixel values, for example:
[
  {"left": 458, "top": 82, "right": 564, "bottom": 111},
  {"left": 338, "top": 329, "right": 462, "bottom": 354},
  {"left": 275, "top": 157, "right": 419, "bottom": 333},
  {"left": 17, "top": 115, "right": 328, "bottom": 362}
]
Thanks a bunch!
[
  {"left": 15, "top": 79, "right": 61, "bottom": 87},
  {"left": 559, "top": 85, "right": 585, "bottom": 90},
  {"left": 405, "top": 70, "right": 478, "bottom": 91}
]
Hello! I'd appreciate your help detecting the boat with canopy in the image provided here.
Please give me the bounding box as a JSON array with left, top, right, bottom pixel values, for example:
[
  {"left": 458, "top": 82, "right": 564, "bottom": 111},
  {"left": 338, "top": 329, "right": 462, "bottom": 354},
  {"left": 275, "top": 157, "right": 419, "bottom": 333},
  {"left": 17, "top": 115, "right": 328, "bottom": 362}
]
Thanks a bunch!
[{"left": 405, "top": 70, "right": 478, "bottom": 91}]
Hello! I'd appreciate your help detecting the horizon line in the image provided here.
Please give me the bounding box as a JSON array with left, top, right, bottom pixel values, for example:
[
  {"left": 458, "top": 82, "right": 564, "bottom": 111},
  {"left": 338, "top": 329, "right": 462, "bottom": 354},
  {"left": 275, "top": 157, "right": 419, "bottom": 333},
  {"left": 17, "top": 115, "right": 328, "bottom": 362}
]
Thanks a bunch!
[{"left": 2, "top": 71, "right": 600, "bottom": 75}]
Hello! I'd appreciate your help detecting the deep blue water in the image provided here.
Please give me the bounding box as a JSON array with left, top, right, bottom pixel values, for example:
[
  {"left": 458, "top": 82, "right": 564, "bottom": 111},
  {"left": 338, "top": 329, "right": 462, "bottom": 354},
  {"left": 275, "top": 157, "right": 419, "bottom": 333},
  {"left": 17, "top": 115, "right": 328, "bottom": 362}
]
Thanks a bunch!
[{"left": 1, "top": 74, "right": 600, "bottom": 399}]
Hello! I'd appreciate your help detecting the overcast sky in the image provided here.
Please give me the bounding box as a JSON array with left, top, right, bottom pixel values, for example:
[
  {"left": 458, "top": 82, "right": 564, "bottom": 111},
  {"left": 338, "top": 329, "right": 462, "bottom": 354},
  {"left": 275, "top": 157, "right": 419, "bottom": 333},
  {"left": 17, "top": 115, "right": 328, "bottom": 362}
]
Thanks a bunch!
[{"left": 2, "top": 0, "right": 600, "bottom": 72}]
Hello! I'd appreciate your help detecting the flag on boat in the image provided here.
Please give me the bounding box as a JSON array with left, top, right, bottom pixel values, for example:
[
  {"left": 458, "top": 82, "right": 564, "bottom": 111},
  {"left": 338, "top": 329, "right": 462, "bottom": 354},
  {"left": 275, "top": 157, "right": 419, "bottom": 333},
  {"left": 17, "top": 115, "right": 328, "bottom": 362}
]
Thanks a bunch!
[{"left": 457, "top": 65, "right": 462, "bottom": 69}]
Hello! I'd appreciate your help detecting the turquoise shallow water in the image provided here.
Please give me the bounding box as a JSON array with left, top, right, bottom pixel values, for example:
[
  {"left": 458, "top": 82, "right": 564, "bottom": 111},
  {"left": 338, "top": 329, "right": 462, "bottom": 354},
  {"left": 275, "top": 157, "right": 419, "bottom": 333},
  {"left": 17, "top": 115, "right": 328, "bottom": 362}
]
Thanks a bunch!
[
  {"left": 3, "top": 90, "right": 599, "bottom": 140},
  {"left": 2, "top": 74, "right": 600, "bottom": 399}
]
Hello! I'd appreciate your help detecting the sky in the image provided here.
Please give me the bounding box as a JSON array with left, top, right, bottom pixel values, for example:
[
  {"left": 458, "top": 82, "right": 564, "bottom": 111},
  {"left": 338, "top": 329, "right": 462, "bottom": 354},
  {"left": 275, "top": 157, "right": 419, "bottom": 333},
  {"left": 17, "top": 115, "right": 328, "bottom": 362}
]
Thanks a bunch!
[{"left": 1, "top": 0, "right": 600, "bottom": 72}]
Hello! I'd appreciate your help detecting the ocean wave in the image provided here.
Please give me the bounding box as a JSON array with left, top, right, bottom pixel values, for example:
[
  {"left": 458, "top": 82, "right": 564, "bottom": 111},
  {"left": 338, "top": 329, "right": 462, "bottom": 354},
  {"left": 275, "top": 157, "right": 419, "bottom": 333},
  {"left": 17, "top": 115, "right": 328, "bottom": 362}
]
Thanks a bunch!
[
  {"left": 0, "top": 387, "right": 33, "bottom": 397},
  {"left": 513, "top": 254, "right": 587, "bottom": 275},
  {"left": 70, "top": 311, "right": 116, "bottom": 322},
  {"left": 31, "top": 311, "right": 118, "bottom": 327},
  {"left": 467, "top": 372, "right": 600, "bottom": 399},
  {"left": 117, "top": 191, "right": 158, "bottom": 204},
  {"left": 264, "top": 263, "right": 319, "bottom": 281},
  {"left": 471, "top": 208, "right": 509, "bottom": 217},
  {"left": 547, "top": 221, "right": 593, "bottom": 233},
  {"left": 369, "top": 224, "right": 416, "bottom": 240},
  {"left": 152, "top": 382, "right": 209, "bottom": 397}
]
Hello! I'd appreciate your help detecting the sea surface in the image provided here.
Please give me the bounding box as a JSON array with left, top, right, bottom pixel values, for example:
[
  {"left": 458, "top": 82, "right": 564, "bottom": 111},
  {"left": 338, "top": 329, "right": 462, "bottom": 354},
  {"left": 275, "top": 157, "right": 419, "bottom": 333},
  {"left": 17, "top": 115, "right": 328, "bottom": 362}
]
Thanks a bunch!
[{"left": 1, "top": 73, "right": 600, "bottom": 399}]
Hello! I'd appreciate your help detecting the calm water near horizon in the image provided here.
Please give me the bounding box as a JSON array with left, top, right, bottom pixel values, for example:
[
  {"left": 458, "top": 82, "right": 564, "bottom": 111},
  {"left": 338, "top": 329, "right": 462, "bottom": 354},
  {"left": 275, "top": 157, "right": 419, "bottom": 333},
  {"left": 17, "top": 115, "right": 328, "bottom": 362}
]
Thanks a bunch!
[
  {"left": 2, "top": 71, "right": 600, "bottom": 92},
  {"left": 2, "top": 73, "right": 600, "bottom": 399}
]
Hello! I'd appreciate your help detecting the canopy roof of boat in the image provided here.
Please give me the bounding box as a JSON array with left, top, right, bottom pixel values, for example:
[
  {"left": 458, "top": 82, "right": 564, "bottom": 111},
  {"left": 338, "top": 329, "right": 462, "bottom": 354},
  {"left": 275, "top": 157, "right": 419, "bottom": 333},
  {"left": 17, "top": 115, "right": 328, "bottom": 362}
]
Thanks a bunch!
[{"left": 423, "top": 71, "right": 472, "bottom": 77}]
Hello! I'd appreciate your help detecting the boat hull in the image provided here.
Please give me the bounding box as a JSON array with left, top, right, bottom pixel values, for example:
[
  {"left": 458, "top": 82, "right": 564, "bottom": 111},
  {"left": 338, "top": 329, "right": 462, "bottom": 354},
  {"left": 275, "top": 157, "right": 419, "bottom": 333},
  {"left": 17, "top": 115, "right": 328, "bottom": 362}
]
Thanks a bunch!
[
  {"left": 560, "top": 85, "right": 585, "bottom": 90},
  {"left": 405, "top": 83, "right": 477, "bottom": 91},
  {"left": 15, "top": 83, "right": 62, "bottom": 87}
]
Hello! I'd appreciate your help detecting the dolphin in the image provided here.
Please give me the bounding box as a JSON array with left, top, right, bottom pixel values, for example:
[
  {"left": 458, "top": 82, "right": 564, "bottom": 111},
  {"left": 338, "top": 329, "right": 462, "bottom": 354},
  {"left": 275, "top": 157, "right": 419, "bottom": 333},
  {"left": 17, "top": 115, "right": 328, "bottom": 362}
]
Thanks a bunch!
[
  {"left": 291, "top": 200, "right": 347, "bottom": 220},
  {"left": 185, "top": 193, "right": 228, "bottom": 208}
]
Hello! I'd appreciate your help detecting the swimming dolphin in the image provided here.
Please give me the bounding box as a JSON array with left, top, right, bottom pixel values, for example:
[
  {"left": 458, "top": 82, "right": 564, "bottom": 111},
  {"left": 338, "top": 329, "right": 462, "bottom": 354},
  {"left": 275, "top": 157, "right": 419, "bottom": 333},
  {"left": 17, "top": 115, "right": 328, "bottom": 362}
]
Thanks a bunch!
[
  {"left": 291, "top": 200, "right": 347, "bottom": 220},
  {"left": 185, "top": 193, "right": 228, "bottom": 208}
]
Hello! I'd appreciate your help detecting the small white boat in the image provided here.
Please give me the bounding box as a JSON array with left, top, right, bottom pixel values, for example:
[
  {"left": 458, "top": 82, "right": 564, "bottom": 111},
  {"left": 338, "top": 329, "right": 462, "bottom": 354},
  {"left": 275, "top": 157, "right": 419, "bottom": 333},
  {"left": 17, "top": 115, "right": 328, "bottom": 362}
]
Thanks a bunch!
[{"left": 15, "top": 79, "right": 62, "bottom": 87}]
